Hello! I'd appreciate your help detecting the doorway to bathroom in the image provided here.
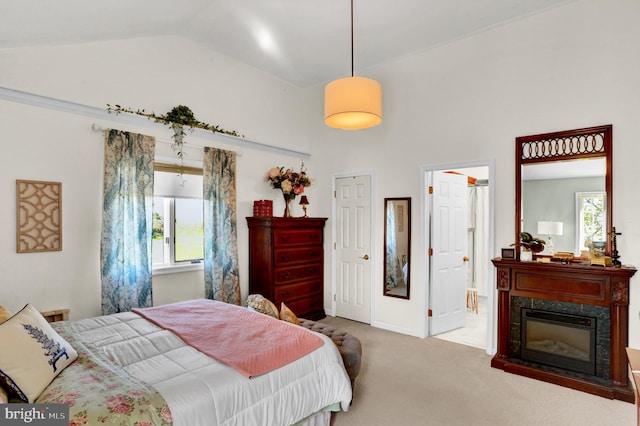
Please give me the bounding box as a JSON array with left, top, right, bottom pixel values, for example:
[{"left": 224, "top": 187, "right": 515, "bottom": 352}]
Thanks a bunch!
[{"left": 423, "top": 162, "right": 494, "bottom": 353}]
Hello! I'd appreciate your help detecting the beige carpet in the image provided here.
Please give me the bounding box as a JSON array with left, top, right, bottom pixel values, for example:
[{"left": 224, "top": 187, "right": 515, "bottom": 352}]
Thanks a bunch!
[{"left": 321, "top": 316, "right": 635, "bottom": 426}]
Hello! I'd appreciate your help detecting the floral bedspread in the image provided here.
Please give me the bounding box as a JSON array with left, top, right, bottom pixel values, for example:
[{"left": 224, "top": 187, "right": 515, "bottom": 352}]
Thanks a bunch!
[{"left": 36, "top": 322, "right": 172, "bottom": 426}]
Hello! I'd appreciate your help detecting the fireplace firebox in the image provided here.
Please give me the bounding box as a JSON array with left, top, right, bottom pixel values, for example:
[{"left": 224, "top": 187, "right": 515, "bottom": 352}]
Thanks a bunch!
[{"left": 521, "top": 309, "right": 596, "bottom": 376}]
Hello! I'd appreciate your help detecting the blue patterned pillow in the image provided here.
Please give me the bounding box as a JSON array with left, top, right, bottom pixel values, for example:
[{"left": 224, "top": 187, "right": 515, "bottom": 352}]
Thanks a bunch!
[{"left": 0, "top": 304, "right": 78, "bottom": 402}]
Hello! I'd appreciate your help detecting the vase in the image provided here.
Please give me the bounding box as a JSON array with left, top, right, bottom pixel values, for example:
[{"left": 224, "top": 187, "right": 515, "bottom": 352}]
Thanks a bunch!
[
  {"left": 520, "top": 249, "right": 533, "bottom": 261},
  {"left": 283, "top": 197, "right": 292, "bottom": 217}
]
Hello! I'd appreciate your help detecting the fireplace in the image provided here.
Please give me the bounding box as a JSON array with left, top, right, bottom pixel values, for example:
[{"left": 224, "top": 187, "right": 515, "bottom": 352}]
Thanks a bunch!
[
  {"left": 491, "top": 259, "right": 636, "bottom": 402},
  {"left": 520, "top": 308, "right": 596, "bottom": 376}
]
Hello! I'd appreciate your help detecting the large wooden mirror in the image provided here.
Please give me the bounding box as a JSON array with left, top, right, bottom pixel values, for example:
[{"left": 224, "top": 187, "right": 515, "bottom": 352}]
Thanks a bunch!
[
  {"left": 515, "top": 125, "right": 612, "bottom": 258},
  {"left": 384, "top": 197, "right": 411, "bottom": 299}
]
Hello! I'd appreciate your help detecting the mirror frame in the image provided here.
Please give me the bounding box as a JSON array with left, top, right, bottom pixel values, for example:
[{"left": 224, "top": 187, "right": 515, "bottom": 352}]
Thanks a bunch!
[
  {"left": 515, "top": 124, "right": 612, "bottom": 258},
  {"left": 383, "top": 197, "right": 411, "bottom": 299}
]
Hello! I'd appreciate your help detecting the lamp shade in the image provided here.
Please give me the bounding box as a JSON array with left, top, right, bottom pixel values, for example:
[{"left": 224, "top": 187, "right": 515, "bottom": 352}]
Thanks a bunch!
[
  {"left": 537, "top": 221, "right": 563, "bottom": 236},
  {"left": 324, "top": 76, "right": 382, "bottom": 130},
  {"left": 299, "top": 196, "right": 309, "bottom": 205}
]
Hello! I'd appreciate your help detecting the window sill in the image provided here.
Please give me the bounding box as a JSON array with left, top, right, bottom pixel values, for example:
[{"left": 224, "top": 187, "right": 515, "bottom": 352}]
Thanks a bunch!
[{"left": 153, "top": 263, "right": 204, "bottom": 276}]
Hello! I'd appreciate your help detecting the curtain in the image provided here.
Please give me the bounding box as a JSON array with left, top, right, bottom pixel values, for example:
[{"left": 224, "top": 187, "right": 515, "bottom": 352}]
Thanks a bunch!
[
  {"left": 474, "top": 185, "right": 489, "bottom": 296},
  {"left": 101, "top": 129, "right": 155, "bottom": 315},
  {"left": 203, "top": 147, "right": 241, "bottom": 304},
  {"left": 466, "top": 185, "right": 489, "bottom": 297}
]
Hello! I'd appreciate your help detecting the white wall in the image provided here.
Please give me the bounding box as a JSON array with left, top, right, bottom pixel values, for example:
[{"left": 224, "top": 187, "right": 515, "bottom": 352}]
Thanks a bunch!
[
  {"left": 0, "top": 36, "right": 318, "bottom": 319},
  {"left": 309, "top": 0, "right": 640, "bottom": 344},
  {"left": 2, "top": 1, "right": 640, "bottom": 349}
]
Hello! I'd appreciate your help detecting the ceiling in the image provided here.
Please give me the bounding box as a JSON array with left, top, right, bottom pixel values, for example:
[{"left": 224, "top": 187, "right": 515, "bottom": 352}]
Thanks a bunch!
[{"left": 0, "top": 0, "right": 574, "bottom": 87}]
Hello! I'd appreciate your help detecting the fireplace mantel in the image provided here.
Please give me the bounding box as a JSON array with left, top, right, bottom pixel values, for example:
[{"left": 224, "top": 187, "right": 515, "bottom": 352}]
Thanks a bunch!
[{"left": 491, "top": 258, "right": 636, "bottom": 402}]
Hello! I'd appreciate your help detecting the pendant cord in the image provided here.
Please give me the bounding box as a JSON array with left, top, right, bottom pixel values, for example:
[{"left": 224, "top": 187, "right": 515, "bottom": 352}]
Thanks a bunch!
[{"left": 350, "top": 0, "right": 354, "bottom": 77}]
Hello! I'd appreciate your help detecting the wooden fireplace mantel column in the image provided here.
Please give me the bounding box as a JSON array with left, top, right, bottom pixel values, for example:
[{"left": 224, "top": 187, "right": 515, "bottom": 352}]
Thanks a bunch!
[{"left": 491, "top": 258, "right": 636, "bottom": 402}]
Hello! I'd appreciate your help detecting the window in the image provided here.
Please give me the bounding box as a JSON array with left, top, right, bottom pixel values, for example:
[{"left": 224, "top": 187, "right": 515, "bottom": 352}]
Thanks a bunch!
[
  {"left": 152, "top": 164, "right": 204, "bottom": 273},
  {"left": 576, "top": 192, "right": 606, "bottom": 255}
]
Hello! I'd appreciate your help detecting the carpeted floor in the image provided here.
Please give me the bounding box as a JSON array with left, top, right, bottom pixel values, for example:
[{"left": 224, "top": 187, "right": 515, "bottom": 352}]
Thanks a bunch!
[{"left": 321, "top": 316, "right": 635, "bottom": 426}]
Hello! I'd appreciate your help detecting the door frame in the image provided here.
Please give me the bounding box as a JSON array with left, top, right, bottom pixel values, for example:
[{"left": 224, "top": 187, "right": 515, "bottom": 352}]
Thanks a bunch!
[
  {"left": 330, "top": 171, "right": 376, "bottom": 323},
  {"left": 421, "top": 160, "right": 496, "bottom": 355}
]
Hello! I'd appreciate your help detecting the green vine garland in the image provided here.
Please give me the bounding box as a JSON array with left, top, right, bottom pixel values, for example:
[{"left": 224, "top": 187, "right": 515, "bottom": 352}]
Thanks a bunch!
[
  {"left": 106, "top": 104, "right": 243, "bottom": 138},
  {"left": 107, "top": 104, "right": 243, "bottom": 181}
]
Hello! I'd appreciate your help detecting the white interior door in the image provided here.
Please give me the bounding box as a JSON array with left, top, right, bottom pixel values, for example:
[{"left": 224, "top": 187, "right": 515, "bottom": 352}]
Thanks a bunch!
[
  {"left": 430, "top": 171, "right": 468, "bottom": 335},
  {"left": 335, "top": 175, "right": 372, "bottom": 323}
]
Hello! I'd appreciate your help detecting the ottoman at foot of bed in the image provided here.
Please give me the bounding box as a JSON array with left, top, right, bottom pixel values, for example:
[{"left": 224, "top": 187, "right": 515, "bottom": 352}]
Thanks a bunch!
[{"left": 298, "top": 318, "right": 362, "bottom": 395}]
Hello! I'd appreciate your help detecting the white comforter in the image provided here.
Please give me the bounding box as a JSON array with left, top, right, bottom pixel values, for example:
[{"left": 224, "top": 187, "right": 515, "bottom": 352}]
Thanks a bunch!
[{"left": 66, "top": 312, "right": 352, "bottom": 426}]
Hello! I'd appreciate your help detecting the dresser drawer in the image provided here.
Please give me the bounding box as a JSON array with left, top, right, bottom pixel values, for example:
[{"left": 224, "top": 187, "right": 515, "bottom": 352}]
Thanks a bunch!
[
  {"left": 274, "top": 263, "right": 322, "bottom": 284},
  {"left": 274, "top": 228, "right": 323, "bottom": 247},
  {"left": 283, "top": 294, "right": 324, "bottom": 318},
  {"left": 274, "top": 280, "right": 322, "bottom": 302},
  {"left": 275, "top": 246, "right": 322, "bottom": 265}
]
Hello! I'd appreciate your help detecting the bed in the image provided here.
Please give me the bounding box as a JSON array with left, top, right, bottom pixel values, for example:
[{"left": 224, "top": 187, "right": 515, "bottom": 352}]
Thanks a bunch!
[{"left": 0, "top": 299, "right": 353, "bottom": 426}]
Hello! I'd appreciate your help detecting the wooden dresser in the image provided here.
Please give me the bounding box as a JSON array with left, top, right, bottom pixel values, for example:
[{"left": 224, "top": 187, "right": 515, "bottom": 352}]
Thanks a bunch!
[{"left": 246, "top": 217, "right": 327, "bottom": 320}]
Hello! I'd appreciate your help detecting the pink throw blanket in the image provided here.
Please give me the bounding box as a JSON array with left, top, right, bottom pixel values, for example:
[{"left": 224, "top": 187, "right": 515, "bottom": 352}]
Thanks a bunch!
[{"left": 132, "top": 299, "right": 323, "bottom": 378}]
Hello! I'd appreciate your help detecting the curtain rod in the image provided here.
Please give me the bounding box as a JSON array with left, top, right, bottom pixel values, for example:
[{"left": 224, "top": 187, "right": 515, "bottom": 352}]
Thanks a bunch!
[
  {"left": 0, "top": 86, "right": 309, "bottom": 159},
  {"left": 91, "top": 123, "right": 243, "bottom": 157}
]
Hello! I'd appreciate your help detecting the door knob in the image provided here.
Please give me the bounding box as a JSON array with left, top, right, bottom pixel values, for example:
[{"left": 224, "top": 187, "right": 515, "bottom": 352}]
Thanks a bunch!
[
  {"left": 463, "top": 256, "right": 469, "bottom": 262},
  {"left": 361, "top": 254, "right": 370, "bottom": 260}
]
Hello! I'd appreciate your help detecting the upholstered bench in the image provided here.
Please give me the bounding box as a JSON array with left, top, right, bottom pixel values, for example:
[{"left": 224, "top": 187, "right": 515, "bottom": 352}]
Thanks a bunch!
[{"left": 299, "top": 318, "right": 362, "bottom": 393}]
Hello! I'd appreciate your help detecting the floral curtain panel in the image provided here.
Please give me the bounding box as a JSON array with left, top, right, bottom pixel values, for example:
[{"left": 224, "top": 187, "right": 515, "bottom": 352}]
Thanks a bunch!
[
  {"left": 101, "top": 129, "right": 155, "bottom": 315},
  {"left": 203, "top": 147, "right": 241, "bottom": 304}
]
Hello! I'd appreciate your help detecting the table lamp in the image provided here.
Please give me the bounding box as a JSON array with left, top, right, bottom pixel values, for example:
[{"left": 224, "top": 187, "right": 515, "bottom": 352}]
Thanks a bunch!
[
  {"left": 537, "top": 221, "right": 563, "bottom": 255},
  {"left": 299, "top": 196, "right": 309, "bottom": 218}
]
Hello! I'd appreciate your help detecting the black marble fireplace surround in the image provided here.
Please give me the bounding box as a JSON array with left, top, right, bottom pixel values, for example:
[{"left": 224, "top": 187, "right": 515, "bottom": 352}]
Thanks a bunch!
[{"left": 510, "top": 296, "right": 610, "bottom": 381}]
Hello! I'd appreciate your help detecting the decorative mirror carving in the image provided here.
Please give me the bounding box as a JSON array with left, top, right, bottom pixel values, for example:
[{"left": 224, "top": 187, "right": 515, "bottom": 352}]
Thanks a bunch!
[
  {"left": 384, "top": 197, "right": 411, "bottom": 299},
  {"left": 515, "top": 125, "right": 612, "bottom": 258}
]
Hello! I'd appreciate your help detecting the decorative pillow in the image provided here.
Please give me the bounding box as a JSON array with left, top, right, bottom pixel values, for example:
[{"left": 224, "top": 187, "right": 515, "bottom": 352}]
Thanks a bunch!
[
  {"left": 0, "top": 306, "right": 11, "bottom": 324},
  {"left": 279, "top": 302, "right": 300, "bottom": 325},
  {"left": 0, "top": 385, "right": 7, "bottom": 404},
  {"left": 246, "top": 294, "right": 279, "bottom": 319},
  {"left": 0, "top": 304, "right": 78, "bottom": 403}
]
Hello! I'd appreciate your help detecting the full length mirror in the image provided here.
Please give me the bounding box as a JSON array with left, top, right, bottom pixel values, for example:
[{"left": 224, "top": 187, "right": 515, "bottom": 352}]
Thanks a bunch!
[
  {"left": 384, "top": 197, "right": 411, "bottom": 299},
  {"left": 516, "top": 125, "right": 612, "bottom": 258}
]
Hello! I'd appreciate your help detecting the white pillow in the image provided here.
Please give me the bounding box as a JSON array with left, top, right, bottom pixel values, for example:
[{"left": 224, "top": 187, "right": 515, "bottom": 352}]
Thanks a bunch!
[{"left": 0, "top": 304, "right": 77, "bottom": 402}]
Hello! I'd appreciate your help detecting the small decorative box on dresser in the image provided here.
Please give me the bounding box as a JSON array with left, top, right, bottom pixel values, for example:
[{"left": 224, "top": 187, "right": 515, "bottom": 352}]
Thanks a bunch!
[{"left": 247, "top": 217, "right": 327, "bottom": 320}]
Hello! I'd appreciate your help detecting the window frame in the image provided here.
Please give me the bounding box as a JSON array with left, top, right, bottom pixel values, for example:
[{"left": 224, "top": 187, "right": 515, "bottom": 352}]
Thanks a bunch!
[
  {"left": 152, "top": 162, "right": 205, "bottom": 276},
  {"left": 575, "top": 191, "right": 606, "bottom": 255}
]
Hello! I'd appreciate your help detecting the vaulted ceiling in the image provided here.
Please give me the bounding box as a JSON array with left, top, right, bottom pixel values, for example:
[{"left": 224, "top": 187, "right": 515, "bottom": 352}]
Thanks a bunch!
[{"left": 0, "top": 0, "right": 574, "bottom": 87}]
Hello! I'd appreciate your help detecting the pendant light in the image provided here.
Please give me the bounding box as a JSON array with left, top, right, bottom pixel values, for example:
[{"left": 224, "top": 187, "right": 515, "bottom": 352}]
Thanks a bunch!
[{"left": 324, "top": 0, "right": 382, "bottom": 130}]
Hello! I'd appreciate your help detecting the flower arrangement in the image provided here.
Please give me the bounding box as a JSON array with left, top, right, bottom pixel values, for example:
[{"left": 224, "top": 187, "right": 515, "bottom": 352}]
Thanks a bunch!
[
  {"left": 265, "top": 162, "right": 313, "bottom": 217},
  {"left": 265, "top": 163, "right": 313, "bottom": 200}
]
